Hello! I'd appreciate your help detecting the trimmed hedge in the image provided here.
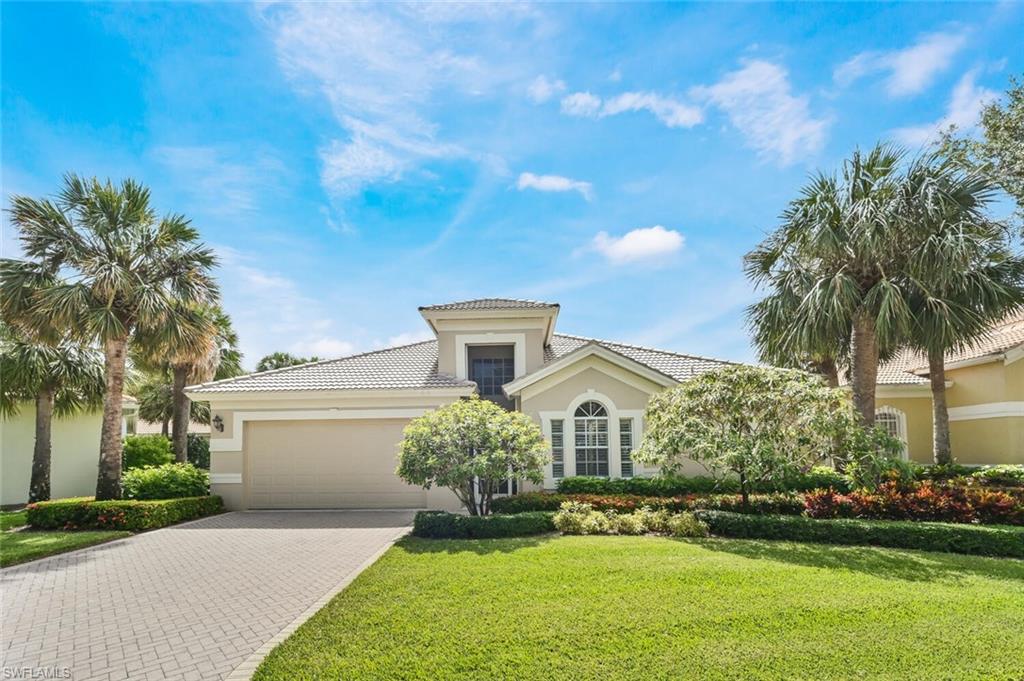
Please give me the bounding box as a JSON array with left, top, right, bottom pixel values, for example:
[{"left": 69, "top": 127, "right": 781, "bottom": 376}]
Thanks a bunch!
[
  {"left": 556, "top": 468, "right": 850, "bottom": 496},
  {"left": 27, "top": 496, "right": 224, "bottom": 531},
  {"left": 412, "top": 511, "right": 555, "bottom": 539},
  {"left": 694, "top": 510, "right": 1024, "bottom": 558},
  {"left": 122, "top": 463, "right": 209, "bottom": 500},
  {"left": 491, "top": 492, "right": 806, "bottom": 516}
]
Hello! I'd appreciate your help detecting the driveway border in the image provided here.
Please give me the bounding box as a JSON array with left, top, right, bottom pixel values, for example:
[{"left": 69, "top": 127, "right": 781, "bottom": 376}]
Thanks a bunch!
[{"left": 224, "top": 518, "right": 409, "bottom": 681}]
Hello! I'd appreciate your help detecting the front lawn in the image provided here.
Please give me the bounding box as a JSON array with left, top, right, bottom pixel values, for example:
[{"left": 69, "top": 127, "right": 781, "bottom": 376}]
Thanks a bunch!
[
  {"left": 255, "top": 535, "right": 1024, "bottom": 680},
  {"left": 0, "top": 510, "right": 28, "bottom": 531},
  {"left": 0, "top": 529, "right": 130, "bottom": 567}
]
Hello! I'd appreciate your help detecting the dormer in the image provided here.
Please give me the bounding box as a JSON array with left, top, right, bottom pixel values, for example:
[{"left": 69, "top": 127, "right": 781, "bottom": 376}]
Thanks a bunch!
[{"left": 419, "top": 299, "right": 559, "bottom": 407}]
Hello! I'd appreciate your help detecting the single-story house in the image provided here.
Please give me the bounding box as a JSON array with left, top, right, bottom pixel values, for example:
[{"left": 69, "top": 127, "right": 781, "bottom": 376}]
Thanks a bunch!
[
  {"left": 186, "top": 298, "right": 735, "bottom": 511},
  {"left": 874, "top": 310, "right": 1023, "bottom": 465}
]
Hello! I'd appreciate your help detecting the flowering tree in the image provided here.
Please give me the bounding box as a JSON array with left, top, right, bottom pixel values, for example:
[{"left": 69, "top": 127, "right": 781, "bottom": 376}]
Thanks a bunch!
[
  {"left": 635, "top": 365, "right": 876, "bottom": 504},
  {"left": 397, "top": 397, "right": 549, "bottom": 515}
]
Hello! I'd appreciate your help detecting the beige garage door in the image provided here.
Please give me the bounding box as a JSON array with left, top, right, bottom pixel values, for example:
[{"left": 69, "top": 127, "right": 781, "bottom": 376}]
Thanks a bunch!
[{"left": 246, "top": 419, "right": 426, "bottom": 509}]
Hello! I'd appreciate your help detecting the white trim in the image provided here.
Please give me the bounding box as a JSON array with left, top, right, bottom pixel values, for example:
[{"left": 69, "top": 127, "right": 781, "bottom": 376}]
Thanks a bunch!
[
  {"left": 1004, "top": 344, "right": 1024, "bottom": 366},
  {"left": 186, "top": 387, "right": 473, "bottom": 400},
  {"left": 948, "top": 402, "right": 1024, "bottom": 421},
  {"left": 914, "top": 354, "right": 1000, "bottom": 374},
  {"left": 503, "top": 343, "right": 676, "bottom": 397},
  {"left": 454, "top": 333, "right": 527, "bottom": 381},
  {"left": 875, "top": 384, "right": 936, "bottom": 398},
  {"left": 874, "top": 405, "right": 908, "bottom": 460},
  {"left": 210, "top": 408, "right": 433, "bottom": 452},
  {"left": 210, "top": 473, "right": 242, "bottom": 484}
]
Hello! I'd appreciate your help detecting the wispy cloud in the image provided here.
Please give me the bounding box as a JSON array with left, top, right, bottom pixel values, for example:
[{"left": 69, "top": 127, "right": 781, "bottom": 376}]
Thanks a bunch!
[
  {"left": 834, "top": 30, "right": 968, "bottom": 97},
  {"left": 560, "top": 91, "right": 703, "bottom": 128},
  {"left": 590, "top": 225, "right": 685, "bottom": 265},
  {"left": 517, "top": 172, "right": 593, "bottom": 200},
  {"left": 692, "top": 60, "right": 830, "bottom": 165},
  {"left": 892, "top": 69, "right": 998, "bottom": 146},
  {"left": 152, "top": 145, "right": 285, "bottom": 217},
  {"left": 527, "top": 75, "right": 566, "bottom": 103}
]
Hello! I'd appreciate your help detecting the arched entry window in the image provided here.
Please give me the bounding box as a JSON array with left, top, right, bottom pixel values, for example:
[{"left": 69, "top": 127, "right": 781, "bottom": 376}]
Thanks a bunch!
[
  {"left": 574, "top": 401, "right": 609, "bottom": 476},
  {"left": 875, "top": 406, "right": 908, "bottom": 459}
]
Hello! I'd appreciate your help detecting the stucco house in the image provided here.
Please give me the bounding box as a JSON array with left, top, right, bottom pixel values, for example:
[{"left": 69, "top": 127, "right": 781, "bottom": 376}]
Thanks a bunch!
[
  {"left": 874, "top": 310, "right": 1023, "bottom": 465},
  {"left": 187, "top": 298, "right": 735, "bottom": 511}
]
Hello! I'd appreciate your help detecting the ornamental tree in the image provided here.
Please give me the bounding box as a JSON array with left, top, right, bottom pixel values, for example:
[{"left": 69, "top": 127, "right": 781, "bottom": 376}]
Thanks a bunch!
[
  {"left": 397, "top": 397, "right": 549, "bottom": 516},
  {"left": 635, "top": 365, "right": 867, "bottom": 504}
]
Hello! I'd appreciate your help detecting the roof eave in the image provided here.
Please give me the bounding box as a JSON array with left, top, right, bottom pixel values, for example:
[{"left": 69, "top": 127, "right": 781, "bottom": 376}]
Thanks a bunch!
[{"left": 503, "top": 342, "right": 678, "bottom": 397}]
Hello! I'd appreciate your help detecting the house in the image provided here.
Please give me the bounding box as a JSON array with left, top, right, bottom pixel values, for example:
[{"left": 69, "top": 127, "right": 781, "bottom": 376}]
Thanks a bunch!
[
  {"left": 186, "top": 298, "right": 734, "bottom": 511},
  {"left": 874, "top": 310, "right": 1024, "bottom": 465}
]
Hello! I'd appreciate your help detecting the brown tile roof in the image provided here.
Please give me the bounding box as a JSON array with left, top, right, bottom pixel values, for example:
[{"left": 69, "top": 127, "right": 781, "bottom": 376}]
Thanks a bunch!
[
  {"left": 419, "top": 298, "right": 559, "bottom": 311},
  {"left": 547, "top": 333, "right": 736, "bottom": 382},
  {"left": 187, "top": 341, "right": 474, "bottom": 394}
]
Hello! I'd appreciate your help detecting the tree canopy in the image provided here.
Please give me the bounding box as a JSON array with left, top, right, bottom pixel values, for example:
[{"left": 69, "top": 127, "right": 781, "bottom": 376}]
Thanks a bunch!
[{"left": 256, "top": 351, "right": 322, "bottom": 372}]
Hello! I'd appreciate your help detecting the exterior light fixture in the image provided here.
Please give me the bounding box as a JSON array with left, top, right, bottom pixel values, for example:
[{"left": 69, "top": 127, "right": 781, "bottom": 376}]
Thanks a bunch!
[{"left": 212, "top": 414, "right": 224, "bottom": 432}]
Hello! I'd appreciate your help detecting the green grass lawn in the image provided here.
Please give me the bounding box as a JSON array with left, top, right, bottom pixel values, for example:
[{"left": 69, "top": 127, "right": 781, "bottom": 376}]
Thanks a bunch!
[
  {"left": 0, "top": 510, "right": 129, "bottom": 568},
  {"left": 255, "top": 535, "right": 1024, "bottom": 680}
]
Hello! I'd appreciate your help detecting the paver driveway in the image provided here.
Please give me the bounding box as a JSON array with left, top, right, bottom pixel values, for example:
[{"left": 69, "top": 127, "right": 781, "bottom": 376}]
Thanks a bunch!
[{"left": 1, "top": 510, "right": 413, "bottom": 681}]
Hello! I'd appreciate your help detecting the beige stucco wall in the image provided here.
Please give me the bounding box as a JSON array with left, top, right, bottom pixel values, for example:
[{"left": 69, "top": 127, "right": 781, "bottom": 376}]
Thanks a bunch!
[
  {"left": 875, "top": 396, "right": 933, "bottom": 464},
  {"left": 436, "top": 326, "right": 548, "bottom": 377},
  {"left": 1, "top": 407, "right": 102, "bottom": 506}
]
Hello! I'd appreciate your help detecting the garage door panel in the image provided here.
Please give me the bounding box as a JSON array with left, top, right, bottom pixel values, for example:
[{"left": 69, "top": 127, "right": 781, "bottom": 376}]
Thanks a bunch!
[{"left": 245, "top": 419, "right": 425, "bottom": 509}]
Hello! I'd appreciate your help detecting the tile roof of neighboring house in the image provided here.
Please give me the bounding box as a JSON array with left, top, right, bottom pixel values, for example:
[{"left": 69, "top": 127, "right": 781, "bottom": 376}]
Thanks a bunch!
[
  {"left": 874, "top": 310, "right": 1024, "bottom": 385},
  {"left": 187, "top": 341, "right": 475, "bottom": 394},
  {"left": 418, "top": 298, "right": 559, "bottom": 311},
  {"left": 547, "top": 333, "right": 736, "bottom": 382}
]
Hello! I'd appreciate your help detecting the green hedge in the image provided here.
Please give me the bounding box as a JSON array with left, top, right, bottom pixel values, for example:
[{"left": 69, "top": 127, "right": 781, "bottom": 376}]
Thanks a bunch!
[
  {"left": 27, "top": 496, "right": 223, "bottom": 531},
  {"left": 694, "top": 510, "right": 1024, "bottom": 558},
  {"left": 412, "top": 511, "right": 555, "bottom": 539},
  {"left": 491, "top": 492, "right": 806, "bottom": 516},
  {"left": 556, "top": 468, "right": 850, "bottom": 496}
]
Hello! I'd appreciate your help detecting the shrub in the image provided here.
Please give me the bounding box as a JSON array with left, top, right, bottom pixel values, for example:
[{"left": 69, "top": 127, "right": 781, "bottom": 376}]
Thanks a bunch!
[
  {"left": 606, "top": 511, "right": 647, "bottom": 535},
  {"left": 694, "top": 510, "right": 1024, "bottom": 558},
  {"left": 666, "top": 512, "right": 709, "bottom": 538},
  {"left": 492, "top": 492, "right": 806, "bottom": 516},
  {"left": 804, "top": 482, "right": 1024, "bottom": 525},
  {"left": 971, "top": 465, "right": 1024, "bottom": 488},
  {"left": 844, "top": 454, "right": 916, "bottom": 491},
  {"left": 555, "top": 469, "right": 850, "bottom": 496},
  {"left": 552, "top": 501, "right": 610, "bottom": 535},
  {"left": 122, "top": 435, "right": 173, "bottom": 470},
  {"left": 411, "top": 511, "right": 554, "bottom": 539},
  {"left": 690, "top": 492, "right": 805, "bottom": 516},
  {"left": 187, "top": 433, "right": 210, "bottom": 469},
  {"left": 913, "top": 463, "right": 976, "bottom": 482},
  {"left": 27, "top": 496, "right": 223, "bottom": 531},
  {"left": 122, "top": 463, "right": 209, "bottom": 500}
]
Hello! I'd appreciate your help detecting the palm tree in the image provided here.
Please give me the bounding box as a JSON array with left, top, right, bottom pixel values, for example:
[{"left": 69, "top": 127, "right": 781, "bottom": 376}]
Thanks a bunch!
[
  {"left": 133, "top": 372, "right": 174, "bottom": 436},
  {"left": 255, "top": 351, "right": 320, "bottom": 372},
  {"left": 0, "top": 322, "right": 105, "bottom": 502},
  {"left": 746, "top": 144, "right": 911, "bottom": 425},
  {"left": 1, "top": 175, "right": 218, "bottom": 499},
  {"left": 900, "top": 153, "right": 1024, "bottom": 464}
]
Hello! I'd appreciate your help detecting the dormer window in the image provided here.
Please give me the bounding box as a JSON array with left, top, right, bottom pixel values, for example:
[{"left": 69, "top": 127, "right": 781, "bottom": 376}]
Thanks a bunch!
[{"left": 468, "top": 344, "right": 515, "bottom": 409}]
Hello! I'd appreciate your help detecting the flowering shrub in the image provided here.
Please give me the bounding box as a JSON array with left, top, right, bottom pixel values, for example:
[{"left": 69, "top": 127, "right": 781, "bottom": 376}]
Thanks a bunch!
[{"left": 804, "top": 482, "right": 1024, "bottom": 525}]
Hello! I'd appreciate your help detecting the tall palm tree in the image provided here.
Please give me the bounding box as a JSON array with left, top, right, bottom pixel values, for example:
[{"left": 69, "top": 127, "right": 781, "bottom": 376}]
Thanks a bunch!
[
  {"left": 1, "top": 175, "right": 218, "bottom": 499},
  {"left": 0, "top": 322, "right": 105, "bottom": 502},
  {"left": 746, "top": 144, "right": 911, "bottom": 425},
  {"left": 900, "top": 153, "right": 1024, "bottom": 464}
]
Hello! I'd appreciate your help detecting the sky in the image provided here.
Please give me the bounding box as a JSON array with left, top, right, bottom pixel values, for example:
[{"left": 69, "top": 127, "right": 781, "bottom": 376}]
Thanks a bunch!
[{"left": 3, "top": 2, "right": 1022, "bottom": 369}]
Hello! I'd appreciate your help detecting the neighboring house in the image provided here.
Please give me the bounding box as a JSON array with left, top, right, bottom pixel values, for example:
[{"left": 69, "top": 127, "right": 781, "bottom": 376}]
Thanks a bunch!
[
  {"left": 121, "top": 395, "right": 211, "bottom": 437},
  {"left": 1, "top": 399, "right": 137, "bottom": 507},
  {"left": 874, "top": 311, "right": 1024, "bottom": 465},
  {"left": 186, "top": 298, "right": 734, "bottom": 511}
]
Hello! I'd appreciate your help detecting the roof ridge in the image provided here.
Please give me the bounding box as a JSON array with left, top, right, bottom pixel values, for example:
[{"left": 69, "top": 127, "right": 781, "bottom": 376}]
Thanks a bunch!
[
  {"left": 187, "top": 339, "right": 439, "bottom": 390},
  {"left": 553, "top": 332, "right": 737, "bottom": 365},
  {"left": 419, "top": 297, "right": 559, "bottom": 310}
]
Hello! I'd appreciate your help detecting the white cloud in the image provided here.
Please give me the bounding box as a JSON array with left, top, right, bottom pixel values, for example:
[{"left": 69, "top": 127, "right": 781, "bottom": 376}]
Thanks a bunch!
[
  {"left": 834, "top": 31, "right": 968, "bottom": 97},
  {"left": 527, "top": 75, "right": 566, "bottom": 103},
  {"left": 319, "top": 135, "right": 406, "bottom": 197},
  {"left": 152, "top": 145, "right": 286, "bottom": 216},
  {"left": 291, "top": 337, "right": 356, "bottom": 358},
  {"left": 892, "top": 69, "right": 998, "bottom": 146},
  {"left": 591, "top": 225, "right": 684, "bottom": 265},
  {"left": 692, "top": 60, "right": 829, "bottom": 165},
  {"left": 560, "top": 91, "right": 602, "bottom": 116},
  {"left": 608, "top": 67, "right": 622, "bottom": 83},
  {"left": 561, "top": 90, "right": 702, "bottom": 129},
  {"left": 385, "top": 330, "right": 434, "bottom": 347},
  {"left": 516, "top": 172, "right": 593, "bottom": 200}
]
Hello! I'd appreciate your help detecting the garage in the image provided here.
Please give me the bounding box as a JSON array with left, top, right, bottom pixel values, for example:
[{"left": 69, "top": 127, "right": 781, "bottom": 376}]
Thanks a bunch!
[{"left": 245, "top": 419, "right": 427, "bottom": 509}]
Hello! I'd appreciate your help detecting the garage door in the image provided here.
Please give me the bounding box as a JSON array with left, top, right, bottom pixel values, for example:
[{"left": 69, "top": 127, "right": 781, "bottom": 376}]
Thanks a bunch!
[{"left": 246, "top": 419, "right": 427, "bottom": 509}]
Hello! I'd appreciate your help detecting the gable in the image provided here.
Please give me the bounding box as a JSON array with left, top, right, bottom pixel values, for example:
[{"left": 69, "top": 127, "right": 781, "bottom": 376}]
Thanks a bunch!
[{"left": 514, "top": 355, "right": 667, "bottom": 407}]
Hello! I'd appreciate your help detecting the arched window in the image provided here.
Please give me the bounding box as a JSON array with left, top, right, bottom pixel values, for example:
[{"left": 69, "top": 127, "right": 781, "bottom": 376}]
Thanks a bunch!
[
  {"left": 574, "top": 401, "right": 609, "bottom": 476},
  {"left": 875, "top": 406, "right": 908, "bottom": 459}
]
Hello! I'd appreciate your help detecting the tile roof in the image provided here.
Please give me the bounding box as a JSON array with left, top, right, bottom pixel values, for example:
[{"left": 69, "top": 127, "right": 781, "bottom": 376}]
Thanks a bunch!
[
  {"left": 874, "top": 348, "right": 930, "bottom": 385},
  {"left": 419, "top": 298, "right": 559, "bottom": 311},
  {"left": 187, "top": 341, "right": 474, "bottom": 394},
  {"left": 547, "top": 333, "right": 736, "bottom": 382}
]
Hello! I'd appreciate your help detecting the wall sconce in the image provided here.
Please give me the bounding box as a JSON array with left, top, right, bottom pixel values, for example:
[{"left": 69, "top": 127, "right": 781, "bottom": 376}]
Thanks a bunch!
[{"left": 212, "top": 414, "right": 224, "bottom": 433}]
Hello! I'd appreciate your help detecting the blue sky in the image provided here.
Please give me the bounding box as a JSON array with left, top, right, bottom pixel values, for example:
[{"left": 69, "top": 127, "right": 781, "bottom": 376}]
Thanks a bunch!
[{"left": 3, "top": 2, "right": 1021, "bottom": 368}]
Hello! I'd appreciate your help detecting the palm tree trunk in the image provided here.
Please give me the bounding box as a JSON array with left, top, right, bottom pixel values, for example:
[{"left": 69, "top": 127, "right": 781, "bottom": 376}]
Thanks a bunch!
[
  {"left": 96, "top": 337, "right": 128, "bottom": 500},
  {"left": 29, "top": 385, "right": 55, "bottom": 503},
  {"left": 850, "top": 310, "right": 879, "bottom": 426},
  {"left": 171, "top": 365, "right": 190, "bottom": 463},
  {"left": 819, "top": 357, "right": 840, "bottom": 388},
  {"left": 928, "top": 348, "right": 952, "bottom": 465},
  {"left": 161, "top": 418, "right": 169, "bottom": 437}
]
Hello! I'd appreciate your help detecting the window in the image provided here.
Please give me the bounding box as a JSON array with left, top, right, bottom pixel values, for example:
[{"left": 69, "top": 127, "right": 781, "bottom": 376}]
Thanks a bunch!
[
  {"left": 875, "top": 406, "right": 907, "bottom": 458},
  {"left": 619, "top": 418, "right": 634, "bottom": 478},
  {"left": 574, "top": 401, "right": 609, "bottom": 477},
  {"left": 470, "top": 357, "right": 514, "bottom": 397},
  {"left": 551, "top": 420, "right": 564, "bottom": 478}
]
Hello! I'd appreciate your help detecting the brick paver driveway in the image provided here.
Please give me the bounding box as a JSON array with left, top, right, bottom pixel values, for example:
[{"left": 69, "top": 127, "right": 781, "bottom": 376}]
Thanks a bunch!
[{"left": 1, "top": 511, "right": 413, "bottom": 681}]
